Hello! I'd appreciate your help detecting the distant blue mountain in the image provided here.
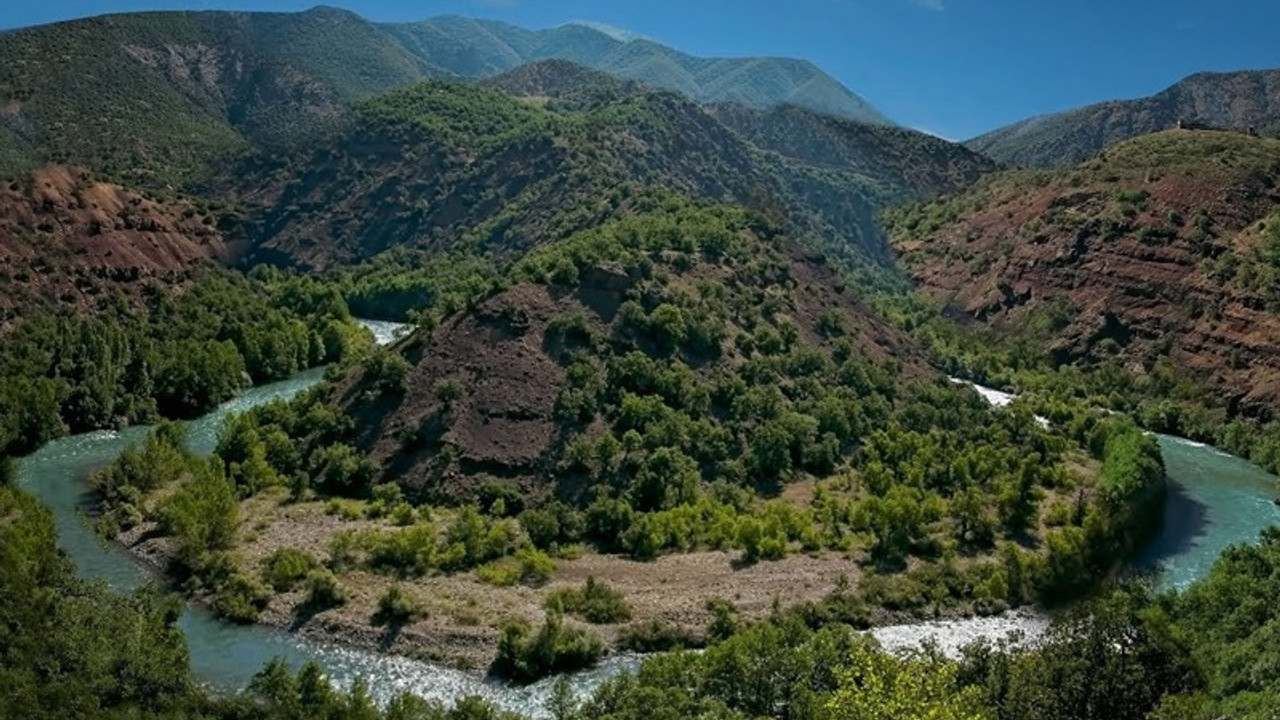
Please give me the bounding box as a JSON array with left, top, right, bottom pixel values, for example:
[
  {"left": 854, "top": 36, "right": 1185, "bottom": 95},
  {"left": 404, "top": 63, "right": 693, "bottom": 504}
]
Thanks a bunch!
[{"left": 383, "top": 15, "right": 893, "bottom": 126}]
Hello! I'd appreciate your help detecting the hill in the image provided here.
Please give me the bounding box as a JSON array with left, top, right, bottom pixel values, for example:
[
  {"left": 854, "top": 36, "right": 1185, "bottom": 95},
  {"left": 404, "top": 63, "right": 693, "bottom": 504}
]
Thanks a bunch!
[
  {"left": 709, "top": 103, "right": 997, "bottom": 197},
  {"left": 887, "top": 130, "right": 1280, "bottom": 417},
  {"left": 968, "top": 70, "right": 1280, "bottom": 168},
  {"left": 338, "top": 204, "right": 931, "bottom": 500},
  {"left": 383, "top": 16, "right": 893, "bottom": 125},
  {"left": 233, "top": 65, "right": 988, "bottom": 280},
  {"left": 0, "top": 166, "right": 235, "bottom": 320},
  {"left": 0, "top": 6, "right": 437, "bottom": 187}
]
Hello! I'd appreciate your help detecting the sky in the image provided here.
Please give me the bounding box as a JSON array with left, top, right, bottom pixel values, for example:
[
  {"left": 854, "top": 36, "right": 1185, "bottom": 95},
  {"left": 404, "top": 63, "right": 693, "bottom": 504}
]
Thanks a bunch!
[{"left": 1, "top": 0, "right": 1278, "bottom": 140}]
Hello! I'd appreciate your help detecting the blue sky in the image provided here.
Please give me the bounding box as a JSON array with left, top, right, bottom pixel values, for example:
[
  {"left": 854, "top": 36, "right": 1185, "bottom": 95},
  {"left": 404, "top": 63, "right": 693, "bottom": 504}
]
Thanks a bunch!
[{"left": 2, "top": 0, "right": 1277, "bottom": 139}]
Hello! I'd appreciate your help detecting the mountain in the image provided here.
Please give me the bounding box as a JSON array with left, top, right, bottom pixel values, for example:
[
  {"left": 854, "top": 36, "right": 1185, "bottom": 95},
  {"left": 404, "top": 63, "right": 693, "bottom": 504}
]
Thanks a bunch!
[
  {"left": 383, "top": 15, "right": 892, "bottom": 125},
  {"left": 887, "top": 129, "right": 1280, "bottom": 416},
  {"left": 0, "top": 6, "right": 437, "bottom": 187},
  {"left": 968, "top": 70, "right": 1280, "bottom": 168},
  {"left": 0, "top": 6, "right": 893, "bottom": 190},
  {"left": 231, "top": 63, "right": 987, "bottom": 277}
]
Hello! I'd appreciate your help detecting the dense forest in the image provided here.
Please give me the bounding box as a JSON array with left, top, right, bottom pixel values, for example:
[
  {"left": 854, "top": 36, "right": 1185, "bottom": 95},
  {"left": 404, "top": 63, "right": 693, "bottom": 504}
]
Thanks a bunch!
[{"left": 0, "top": 270, "right": 365, "bottom": 457}]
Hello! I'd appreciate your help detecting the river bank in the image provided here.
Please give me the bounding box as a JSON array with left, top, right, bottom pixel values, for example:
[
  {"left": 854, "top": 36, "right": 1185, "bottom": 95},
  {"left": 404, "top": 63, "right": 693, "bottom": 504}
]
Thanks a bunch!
[
  {"left": 10, "top": 353, "right": 1275, "bottom": 715},
  {"left": 116, "top": 499, "right": 879, "bottom": 671}
]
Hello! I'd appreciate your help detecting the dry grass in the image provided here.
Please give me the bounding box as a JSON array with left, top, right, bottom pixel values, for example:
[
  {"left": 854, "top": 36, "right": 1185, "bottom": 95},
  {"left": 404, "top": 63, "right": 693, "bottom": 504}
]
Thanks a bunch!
[{"left": 215, "top": 489, "right": 861, "bottom": 668}]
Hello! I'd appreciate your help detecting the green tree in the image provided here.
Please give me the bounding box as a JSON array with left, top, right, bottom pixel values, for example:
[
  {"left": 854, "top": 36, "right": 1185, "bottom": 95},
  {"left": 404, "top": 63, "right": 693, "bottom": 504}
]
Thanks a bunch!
[{"left": 823, "top": 644, "right": 991, "bottom": 720}]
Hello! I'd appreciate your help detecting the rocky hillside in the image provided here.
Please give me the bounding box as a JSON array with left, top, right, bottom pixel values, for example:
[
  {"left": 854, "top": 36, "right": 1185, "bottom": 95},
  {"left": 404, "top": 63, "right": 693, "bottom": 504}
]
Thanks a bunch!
[
  {"left": 0, "top": 166, "right": 233, "bottom": 320},
  {"left": 384, "top": 16, "right": 891, "bottom": 125},
  {"left": 887, "top": 130, "right": 1280, "bottom": 416},
  {"left": 336, "top": 203, "right": 929, "bottom": 501},
  {"left": 968, "top": 70, "right": 1280, "bottom": 168}
]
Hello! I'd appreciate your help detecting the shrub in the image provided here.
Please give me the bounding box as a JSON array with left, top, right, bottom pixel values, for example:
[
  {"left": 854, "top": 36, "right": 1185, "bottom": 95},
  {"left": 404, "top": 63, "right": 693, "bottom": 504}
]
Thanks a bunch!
[
  {"left": 212, "top": 573, "right": 272, "bottom": 623},
  {"left": 389, "top": 503, "right": 417, "bottom": 526},
  {"left": 617, "top": 619, "right": 700, "bottom": 653},
  {"left": 362, "top": 525, "right": 438, "bottom": 578},
  {"left": 520, "top": 508, "right": 561, "bottom": 550},
  {"left": 362, "top": 348, "right": 410, "bottom": 395},
  {"left": 372, "top": 585, "right": 422, "bottom": 627},
  {"left": 706, "top": 597, "right": 739, "bottom": 642},
  {"left": 366, "top": 482, "right": 409, "bottom": 519},
  {"left": 545, "top": 577, "right": 632, "bottom": 624},
  {"left": 261, "top": 548, "right": 319, "bottom": 592},
  {"left": 435, "top": 379, "right": 464, "bottom": 407},
  {"left": 311, "top": 443, "right": 375, "bottom": 495},
  {"left": 303, "top": 570, "right": 347, "bottom": 610},
  {"left": 476, "top": 548, "right": 556, "bottom": 587},
  {"left": 492, "top": 611, "right": 605, "bottom": 683},
  {"left": 157, "top": 461, "right": 239, "bottom": 566}
]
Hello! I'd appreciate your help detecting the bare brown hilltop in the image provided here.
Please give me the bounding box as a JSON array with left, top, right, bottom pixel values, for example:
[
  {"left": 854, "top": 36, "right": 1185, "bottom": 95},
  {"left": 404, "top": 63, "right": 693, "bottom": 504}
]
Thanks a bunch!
[
  {"left": 0, "top": 166, "right": 235, "bottom": 319},
  {"left": 887, "top": 130, "right": 1280, "bottom": 417}
]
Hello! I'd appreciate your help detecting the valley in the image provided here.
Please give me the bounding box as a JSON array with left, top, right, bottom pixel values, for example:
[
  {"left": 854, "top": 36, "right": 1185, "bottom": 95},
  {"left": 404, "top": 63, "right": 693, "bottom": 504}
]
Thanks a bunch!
[{"left": 2, "top": 5, "right": 1280, "bottom": 720}]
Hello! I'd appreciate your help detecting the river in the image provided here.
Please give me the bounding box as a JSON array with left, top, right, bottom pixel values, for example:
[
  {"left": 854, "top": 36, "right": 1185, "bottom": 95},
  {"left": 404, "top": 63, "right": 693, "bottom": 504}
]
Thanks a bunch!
[{"left": 11, "top": 340, "right": 1278, "bottom": 715}]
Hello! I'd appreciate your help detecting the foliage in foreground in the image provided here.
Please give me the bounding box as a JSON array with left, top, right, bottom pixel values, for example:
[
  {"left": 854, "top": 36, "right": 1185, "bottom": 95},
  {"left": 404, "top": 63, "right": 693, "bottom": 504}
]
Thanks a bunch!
[{"left": 8, "top": 463, "right": 1280, "bottom": 718}]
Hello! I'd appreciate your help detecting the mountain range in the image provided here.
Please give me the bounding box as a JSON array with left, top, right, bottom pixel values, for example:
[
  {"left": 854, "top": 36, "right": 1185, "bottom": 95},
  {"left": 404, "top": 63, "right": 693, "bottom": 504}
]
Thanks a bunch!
[
  {"left": 383, "top": 14, "right": 891, "bottom": 125},
  {"left": 231, "top": 60, "right": 991, "bottom": 275},
  {"left": 0, "top": 6, "right": 888, "bottom": 187},
  {"left": 4, "top": 5, "right": 1280, "bottom": 422}
]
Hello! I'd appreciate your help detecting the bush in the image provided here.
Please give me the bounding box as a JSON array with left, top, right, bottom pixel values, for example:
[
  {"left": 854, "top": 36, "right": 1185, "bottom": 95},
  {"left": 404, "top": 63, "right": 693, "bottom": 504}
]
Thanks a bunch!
[
  {"left": 212, "top": 573, "right": 272, "bottom": 623},
  {"left": 493, "top": 611, "right": 605, "bottom": 683},
  {"left": 366, "top": 481, "right": 410, "bottom": 520},
  {"left": 617, "top": 619, "right": 700, "bottom": 653},
  {"left": 157, "top": 460, "right": 239, "bottom": 566},
  {"left": 706, "top": 597, "right": 740, "bottom": 642},
  {"left": 372, "top": 585, "right": 422, "bottom": 627},
  {"left": 435, "top": 379, "right": 464, "bottom": 407},
  {"left": 312, "top": 443, "right": 376, "bottom": 495},
  {"left": 545, "top": 576, "right": 632, "bottom": 624},
  {"left": 476, "top": 547, "right": 557, "bottom": 587},
  {"left": 520, "top": 508, "right": 561, "bottom": 550},
  {"left": 362, "top": 347, "right": 411, "bottom": 395},
  {"left": 261, "top": 548, "right": 319, "bottom": 592},
  {"left": 303, "top": 570, "right": 347, "bottom": 610}
]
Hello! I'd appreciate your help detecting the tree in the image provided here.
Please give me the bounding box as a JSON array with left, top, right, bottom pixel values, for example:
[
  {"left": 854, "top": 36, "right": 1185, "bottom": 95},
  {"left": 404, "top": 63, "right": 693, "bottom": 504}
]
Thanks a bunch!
[
  {"left": 154, "top": 339, "right": 247, "bottom": 418},
  {"left": 823, "top": 644, "right": 991, "bottom": 720},
  {"left": 158, "top": 460, "right": 239, "bottom": 565},
  {"left": 866, "top": 486, "right": 926, "bottom": 564},
  {"left": 630, "top": 447, "right": 700, "bottom": 511},
  {"left": 648, "top": 303, "right": 687, "bottom": 354}
]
